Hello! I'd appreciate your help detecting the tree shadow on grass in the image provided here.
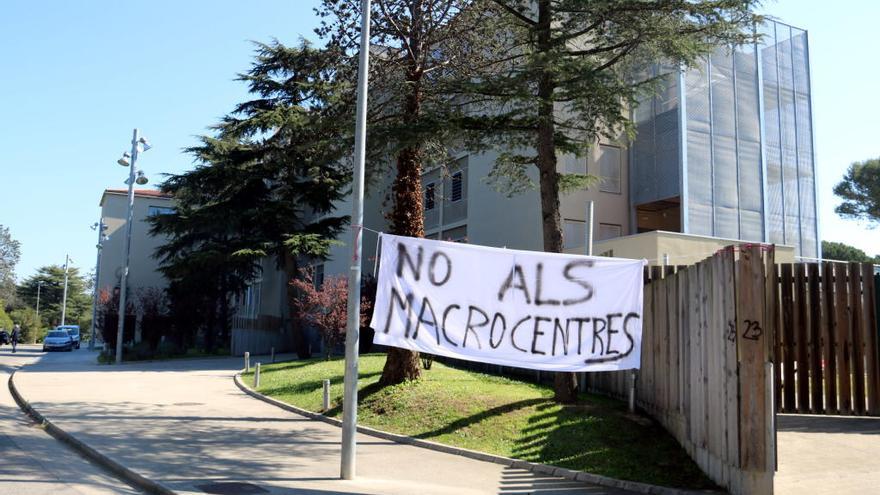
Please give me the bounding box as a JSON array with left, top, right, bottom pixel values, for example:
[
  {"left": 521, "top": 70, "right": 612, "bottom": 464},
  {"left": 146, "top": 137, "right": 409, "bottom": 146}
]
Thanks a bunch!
[
  {"left": 259, "top": 371, "right": 382, "bottom": 398},
  {"left": 509, "top": 401, "right": 716, "bottom": 490},
  {"left": 411, "top": 398, "right": 550, "bottom": 439}
]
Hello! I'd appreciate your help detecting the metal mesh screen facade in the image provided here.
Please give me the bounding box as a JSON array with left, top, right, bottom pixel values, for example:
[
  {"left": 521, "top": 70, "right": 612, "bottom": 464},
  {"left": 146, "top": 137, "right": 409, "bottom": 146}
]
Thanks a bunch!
[{"left": 630, "top": 20, "right": 819, "bottom": 258}]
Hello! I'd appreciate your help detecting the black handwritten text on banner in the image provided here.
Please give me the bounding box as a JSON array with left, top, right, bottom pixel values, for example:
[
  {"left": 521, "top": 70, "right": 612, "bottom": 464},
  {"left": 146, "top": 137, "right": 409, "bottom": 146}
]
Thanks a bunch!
[{"left": 370, "top": 234, "right": 645, "bottom": 372}]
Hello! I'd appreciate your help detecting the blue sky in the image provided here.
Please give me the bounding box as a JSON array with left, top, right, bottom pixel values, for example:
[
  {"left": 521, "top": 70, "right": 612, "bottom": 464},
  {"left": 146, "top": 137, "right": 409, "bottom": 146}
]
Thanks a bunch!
[{"left": 1, "top": 0, "right": 877, "bottom": 281}]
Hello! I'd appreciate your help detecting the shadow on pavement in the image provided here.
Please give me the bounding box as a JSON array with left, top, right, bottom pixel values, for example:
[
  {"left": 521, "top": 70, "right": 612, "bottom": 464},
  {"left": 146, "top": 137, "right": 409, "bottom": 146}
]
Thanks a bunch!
[{"left": 777, "top": 414, "right": 880, "bottom": 435}]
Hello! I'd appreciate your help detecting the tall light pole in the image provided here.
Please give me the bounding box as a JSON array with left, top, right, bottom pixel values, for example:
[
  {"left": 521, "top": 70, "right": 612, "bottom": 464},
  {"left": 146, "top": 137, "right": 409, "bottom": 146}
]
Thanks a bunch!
[
  {"left": 61, "top": 255, "right": 72, "bottom": 326},
  {"left": 340, "top": 0, "right": 372, "bottom": 481},
  {"left": 89, "top": 220, "right": 108, "bottom": 350},
  {"left": 115, "top": 128, "right": 150, "bottom": 364},
  {"left": 35, "top": 281, "right": 44, "bottom": 328}
]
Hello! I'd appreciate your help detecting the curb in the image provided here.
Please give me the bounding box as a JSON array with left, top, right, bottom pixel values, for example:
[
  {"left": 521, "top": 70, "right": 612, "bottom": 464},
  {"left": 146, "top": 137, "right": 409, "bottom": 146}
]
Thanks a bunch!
[
  {"left": 234, "top": 372, "right": 718, "bottom": 495},
  {"left": 8, "top": 369, "right": 177, "bottom": 495}
]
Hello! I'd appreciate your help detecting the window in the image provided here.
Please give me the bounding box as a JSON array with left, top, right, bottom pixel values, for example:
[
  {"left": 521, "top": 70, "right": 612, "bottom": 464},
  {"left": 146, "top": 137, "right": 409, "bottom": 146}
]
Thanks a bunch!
[
  {"left": 563, "top": 220, "right": 585, "bottom": 250},
  {"left": 450, "top": 171, "right": 463, "bottom": 202},
  {"left": 442, "top": 225, "right": 467, "bottom": 242},
  {"left": 148, "top": 206, "right": 175, "bottom": 216},
  {"left": 242, "top": 278, "right": 262, "bottom": 319},
  {"left": 598, "top": 145, "right": 621, "bottom": 194},
  {"left": 424, "top": 182, "right": 436, "bottom": 210},
  {"left": 565, "top": 156, "right": 587, "bottom": 175},
  {"left": 598, "top": 223, "right": 622, "bottom": 241},
  {"left": 313, "top": 263, "right": 325, "bottom": 289}
]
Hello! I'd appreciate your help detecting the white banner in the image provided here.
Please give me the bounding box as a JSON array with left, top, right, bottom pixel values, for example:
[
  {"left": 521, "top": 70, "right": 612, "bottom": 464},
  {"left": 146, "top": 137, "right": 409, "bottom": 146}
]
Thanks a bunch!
[{"left": 370, "top": 234, "right": 645, "bottom": 372}]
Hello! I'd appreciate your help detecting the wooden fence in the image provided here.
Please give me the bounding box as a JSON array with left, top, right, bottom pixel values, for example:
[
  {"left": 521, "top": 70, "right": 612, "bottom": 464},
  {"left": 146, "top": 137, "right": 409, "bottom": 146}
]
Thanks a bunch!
[
  {"left": 590, "top": 245, "right": 775, "bottom": 495},
  {"left": 774, "top": 262, "right": 880, "bottom": 415}
]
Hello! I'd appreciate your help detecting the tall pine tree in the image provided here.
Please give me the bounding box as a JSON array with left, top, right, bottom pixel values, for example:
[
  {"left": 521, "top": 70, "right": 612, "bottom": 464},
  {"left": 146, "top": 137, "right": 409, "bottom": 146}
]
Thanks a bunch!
[{"left": 457, "top": 0, "right": 762, "bottom": 402}]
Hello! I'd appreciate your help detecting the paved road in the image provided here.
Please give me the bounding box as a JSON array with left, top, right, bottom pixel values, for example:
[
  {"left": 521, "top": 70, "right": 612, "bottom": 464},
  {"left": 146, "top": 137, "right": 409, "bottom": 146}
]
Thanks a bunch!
[
  {"left": 0, "top": 344, "right": 140, "bottom": 494},
  {"left": 776, "top": 413, "right": 880, "bottom": 495},
  {"left": 14, "top": 350, "right": 638, "bottom": 495}
]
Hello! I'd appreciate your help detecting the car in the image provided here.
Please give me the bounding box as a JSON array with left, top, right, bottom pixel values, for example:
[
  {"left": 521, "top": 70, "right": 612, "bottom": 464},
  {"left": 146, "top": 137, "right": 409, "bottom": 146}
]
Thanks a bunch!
[
  {"left": 42, "top": 330, "right": 74, "bottom": 352},
  {"left": 0, "top": 330, "right": 8, "bottom": 346},
  {"left": 56, "top": 325, "right": 81, "bottom": 349}
]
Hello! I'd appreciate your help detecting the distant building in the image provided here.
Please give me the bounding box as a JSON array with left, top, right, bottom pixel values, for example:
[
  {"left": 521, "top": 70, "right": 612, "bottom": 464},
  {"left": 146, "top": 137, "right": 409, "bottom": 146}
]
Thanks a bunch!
[{"left": 96, "top": 188, "right": 175, "bottom": 308}]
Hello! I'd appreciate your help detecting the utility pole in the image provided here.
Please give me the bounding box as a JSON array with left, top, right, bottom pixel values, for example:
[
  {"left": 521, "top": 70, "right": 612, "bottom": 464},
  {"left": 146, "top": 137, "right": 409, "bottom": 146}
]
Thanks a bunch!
[
  {"left": 35, "top": 281, "right": 44, "bottom": 327},
  {"left": 116, "top": 129, "right": 138, "bottom": 364},
  {"left": 61, "top": 255, "right": 71, "bottom": 326},
  {"left": 90, "top": 220, "right": 107, "bottom": 350},
  {"left": 340, "top": 0, "right": 372, "bottom": 481}
]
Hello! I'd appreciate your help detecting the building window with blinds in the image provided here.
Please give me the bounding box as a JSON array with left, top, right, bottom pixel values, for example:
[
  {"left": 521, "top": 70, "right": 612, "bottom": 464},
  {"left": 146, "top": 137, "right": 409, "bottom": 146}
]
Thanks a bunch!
[
  {"left": 598, "top": 223, "right": 622, "bottom": 241},
  {"left": 424, "top": 182, "right": 436, "bottom": 210},
  {"left": 563, "top": 219, "right": 586, "bottom": 250},
  {"left": 450, "top": 171, "right": 463, "bottom": 202},
  {"left": 598, "top": 145, "right": 622, "bottom": 194}
]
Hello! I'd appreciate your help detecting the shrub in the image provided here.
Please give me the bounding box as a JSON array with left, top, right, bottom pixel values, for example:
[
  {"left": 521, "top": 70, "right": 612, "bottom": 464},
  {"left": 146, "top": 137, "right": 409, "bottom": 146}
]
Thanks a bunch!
[{"left": 9, "top": 307, "right": 39, "bottom": 343}]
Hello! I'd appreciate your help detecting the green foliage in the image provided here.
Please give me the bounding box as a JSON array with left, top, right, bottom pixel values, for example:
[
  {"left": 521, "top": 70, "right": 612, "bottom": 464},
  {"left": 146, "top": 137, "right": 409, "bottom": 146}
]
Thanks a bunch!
[
  {"left": 0, "top": 300, "right": 12, "bottom": 331},
  {"left": 822, "top": 241, "right": 880, "bottom": 264},
  {"left": 17, "top": 265, "right": 91, "bottom": 328},
  {"left": 0, "top": 225, "right": 21, "bottom": 305},
  {"left": 151, "top": 40, "right": 353, "bottom": 353},
  {"left": 455, "top": 0, "right": 761, "bottom": 250},
  {"left": 834, "top": 157, "right": 880, "bottom": 226},
  {"left": 252, "top": 355, "right": 715, "bottom": 489},
  {"left": 8, "top": 307, "right": 39, "bottom": 343}
]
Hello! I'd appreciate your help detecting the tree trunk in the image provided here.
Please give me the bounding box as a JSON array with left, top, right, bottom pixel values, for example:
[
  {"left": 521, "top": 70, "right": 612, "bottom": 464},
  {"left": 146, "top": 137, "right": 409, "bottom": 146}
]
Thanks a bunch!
[
  {"left": 379, "top": 63, "right": 425, "bottom": 386},
  {"left": 283, "top": 252, "right": 311, "bottom": 358},
  {"left": 536, "top": 0, "right": 577, "bottom": 404}
]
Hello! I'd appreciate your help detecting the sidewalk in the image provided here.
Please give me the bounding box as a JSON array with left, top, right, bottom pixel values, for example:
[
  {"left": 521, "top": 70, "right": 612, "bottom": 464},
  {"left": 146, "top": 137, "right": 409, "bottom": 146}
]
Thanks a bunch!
[{"left": 14, "top": 350, "right": 639, "bottom": 495}]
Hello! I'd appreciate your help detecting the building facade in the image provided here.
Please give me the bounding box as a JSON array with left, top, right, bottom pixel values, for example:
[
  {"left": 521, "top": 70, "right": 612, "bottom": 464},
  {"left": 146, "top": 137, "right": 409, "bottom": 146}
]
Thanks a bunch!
[
  {"left": 630, "top": 20, "right": 818, "bottom": 258},
  {"left": 96, "top": 189, "right": 175, "bottom": 301}
]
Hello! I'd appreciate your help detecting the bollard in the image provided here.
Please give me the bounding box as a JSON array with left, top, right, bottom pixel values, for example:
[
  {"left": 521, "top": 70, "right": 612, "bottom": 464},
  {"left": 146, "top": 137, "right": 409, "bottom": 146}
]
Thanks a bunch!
[
  {"left": 254, "top": 362, "right": 261, "bottom": 388},
  {"left": 628, "top": 370, "right": 637, "bottom": 413},
  {"left": 322, "top": 379, "right": 331, "bottom": 412},
  {"left": 244, "top": 352, "right": 250, "bottom": 373},
  {"left": 271, "top": 346, "right": 275, "bottom": 363}
]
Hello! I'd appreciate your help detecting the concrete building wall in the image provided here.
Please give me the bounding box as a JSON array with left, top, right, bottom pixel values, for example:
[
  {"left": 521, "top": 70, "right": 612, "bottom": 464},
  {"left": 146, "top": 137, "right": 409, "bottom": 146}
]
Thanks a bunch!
[{"left": 97, "top": 190, "right": 174, "bottom": 299}]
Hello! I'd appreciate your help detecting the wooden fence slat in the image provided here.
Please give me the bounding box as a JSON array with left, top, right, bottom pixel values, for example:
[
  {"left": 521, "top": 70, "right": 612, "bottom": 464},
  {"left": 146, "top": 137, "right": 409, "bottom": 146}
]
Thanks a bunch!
[
  {"left": 679, "top": 267, "right": 691, "bottom": 439},
  {"left": 640, "top": 278, "right": 654, "bottom": 402},
  {"left": 781, "top": 264, "right": 796, "bottom": 412},
  {"left": 668, "top": 271, "right": 681, "bottom": 425},
  {"left": 808, "top": 263, "right": 824, "bottom": 413},
  {"left": 772, "top": 263, "right": 783, "bottom": 413},
  {"left": 850, "top": 262, "right": 867, "bottom": 414},
  {"left": 721, "top": 250, "right": 739, "bottom": 472},
  {"left": 835, "top": 263, "right": 853, "bottom": 414},
  {"left": 822, "top": 262, "right": 838, "bottom": 413},
  {"left": 862, "top": 264, "right": 879, "bottom": 414},
  {"left": 795, "top": 264, "right": 810, "bottom": 412},
  {"left": 656, "top": 276, "right": 668, "bottom": 413},
  {"left": 736, "top": 246, "right": 769, "bottom": 483}
]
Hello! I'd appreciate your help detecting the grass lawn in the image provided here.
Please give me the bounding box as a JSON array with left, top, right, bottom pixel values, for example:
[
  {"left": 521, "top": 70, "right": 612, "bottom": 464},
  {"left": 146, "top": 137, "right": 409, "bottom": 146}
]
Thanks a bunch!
[{"left": 246, "top": 354, "right": 715, "bottom": 490}]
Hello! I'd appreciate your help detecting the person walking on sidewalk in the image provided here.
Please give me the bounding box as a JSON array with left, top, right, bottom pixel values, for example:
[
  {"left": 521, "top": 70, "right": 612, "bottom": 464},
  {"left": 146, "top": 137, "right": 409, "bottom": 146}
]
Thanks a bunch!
[{"left": 11, "top": 324, "right": 20, "bottom": 353}]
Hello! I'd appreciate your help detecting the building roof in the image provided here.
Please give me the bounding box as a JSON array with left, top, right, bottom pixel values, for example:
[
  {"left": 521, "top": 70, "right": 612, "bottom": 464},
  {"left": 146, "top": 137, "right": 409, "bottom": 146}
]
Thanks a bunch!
[{"left": 100, "top": 188, "right": 173, "bottom": 206}]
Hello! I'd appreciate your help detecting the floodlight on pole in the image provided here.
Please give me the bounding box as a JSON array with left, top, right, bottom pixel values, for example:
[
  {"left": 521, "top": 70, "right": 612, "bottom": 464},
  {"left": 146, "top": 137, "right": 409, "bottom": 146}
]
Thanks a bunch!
[
  {"left": 61, "top": 255, "right": 72, "bottom": 326},
  {"left": 340, "top": 0, "right": 372, "bottom": 481},
  {"left": 115, "top": 128, "right": 150, "bottom": 364},
  {"left": 89, "top": 219, "right": 107, "bottom": 351},
  {"left": 117, "top": 152, "right": 131, "bottom": 167}
]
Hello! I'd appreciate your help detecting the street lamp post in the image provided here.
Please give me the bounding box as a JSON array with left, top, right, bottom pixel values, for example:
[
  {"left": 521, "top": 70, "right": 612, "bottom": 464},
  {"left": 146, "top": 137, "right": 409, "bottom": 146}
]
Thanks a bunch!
[
  {"left": 115, "top": 128, "right": 150, "bottom": 364},
  {"left": 35, "top": 281, "right": 44, "bottom": 327},
  {"left": 61, "top": 255, "right": 71, "bottom": 326},
  {"left": 340, "top": 0, "right": 372, "bottom": 481},
  {"left": 89, "top": 220, "right": 108, "bottom": 351}
]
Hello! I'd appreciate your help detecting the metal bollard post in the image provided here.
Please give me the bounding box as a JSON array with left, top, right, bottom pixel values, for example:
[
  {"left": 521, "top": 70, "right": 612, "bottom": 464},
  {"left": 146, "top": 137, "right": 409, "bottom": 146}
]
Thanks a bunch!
[
  {"left": 254, "top": 362, "right": 261, "bottom": 388},
  {"left": 271, "top": 346, "right": 275, "bottom": 363},
  {"left": 322, "top": 379, "right": 331, "bottom": 412},
  {"left": 244, "top": 352, "right": 250, "bottom": 373},
  {"left": 628, "top": 370, "right": 636, "bottom": 413}
]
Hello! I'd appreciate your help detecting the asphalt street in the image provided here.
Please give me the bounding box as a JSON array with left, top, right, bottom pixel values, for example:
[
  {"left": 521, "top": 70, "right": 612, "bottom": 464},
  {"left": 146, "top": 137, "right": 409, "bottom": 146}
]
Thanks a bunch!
[{"left": 0, "top": 344, "right": 139, "bottom": 494}]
